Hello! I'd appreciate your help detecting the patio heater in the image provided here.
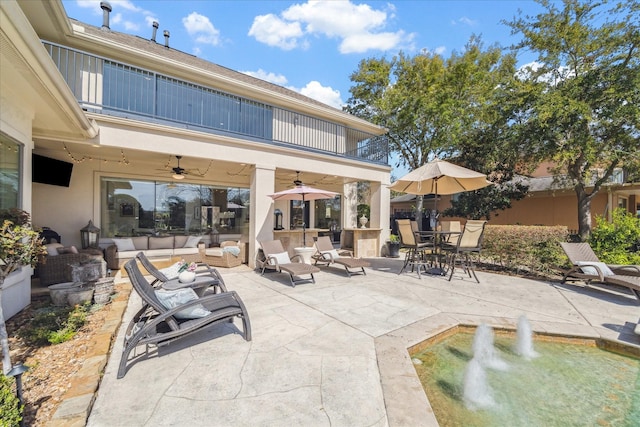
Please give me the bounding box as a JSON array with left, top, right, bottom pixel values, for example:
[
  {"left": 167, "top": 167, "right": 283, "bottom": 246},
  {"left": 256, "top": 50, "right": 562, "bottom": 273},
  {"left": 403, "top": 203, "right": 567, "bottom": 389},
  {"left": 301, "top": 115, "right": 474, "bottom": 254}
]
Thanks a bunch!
[{"left": 80, "top": 220, "right": 101, "bottom": 249}]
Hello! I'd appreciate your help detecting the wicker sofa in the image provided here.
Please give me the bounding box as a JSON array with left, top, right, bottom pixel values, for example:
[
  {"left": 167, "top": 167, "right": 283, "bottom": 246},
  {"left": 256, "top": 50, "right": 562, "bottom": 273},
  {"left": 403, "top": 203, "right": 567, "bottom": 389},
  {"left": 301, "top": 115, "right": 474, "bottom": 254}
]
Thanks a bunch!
[
  {"left": 105, "top": 235, "right": 204, "bottom": 271},
  {"left": 39, "top": 252, "right": 94, "bottom": 286},
  {"left": 202, "top": 241, "right": 246, "bottom": 268}
]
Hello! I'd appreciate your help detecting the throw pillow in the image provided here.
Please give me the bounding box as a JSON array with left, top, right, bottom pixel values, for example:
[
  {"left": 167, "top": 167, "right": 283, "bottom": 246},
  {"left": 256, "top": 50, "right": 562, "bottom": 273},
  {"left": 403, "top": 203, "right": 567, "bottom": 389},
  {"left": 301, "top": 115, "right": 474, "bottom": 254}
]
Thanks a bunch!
[
  {"left": 159, "top": 262, "right": 183, "bottom": 280},
  {"left": 184, "top": 235, "right": 202, "bottom": 248},
  {"left": 577, "top": 261, "right": 615, "bottom": 276},
  {"left": 56, "top": 245, "right": 79, "bottom": 255},
  {"left": 321, "top": 249, "right": 341, "bottom": 260},
  {"left": 222, "top": 246, "right": 241, "bottom": 256},
  {"left": 270, "top": 251, "right": 291, "bottom": 265},
  {"left": 112, "top": 238, "right": 136, "bottom": 252},
  {"left": 154, "top": 288, "right": 211, "bottom": 319},
  {"left": 45, "top": 243, "right": 64, "bottom": 256}
]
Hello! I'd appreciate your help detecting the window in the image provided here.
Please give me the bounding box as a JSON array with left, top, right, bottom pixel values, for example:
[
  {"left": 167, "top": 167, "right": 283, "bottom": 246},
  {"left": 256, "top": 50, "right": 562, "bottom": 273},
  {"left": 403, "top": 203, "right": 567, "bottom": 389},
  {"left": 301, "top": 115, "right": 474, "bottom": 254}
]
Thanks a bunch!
[
  {"left": 314, "top": 196, "right": 341, "bottom": 231},
  {"left": 101, "top": 177, "right": 249, "bottom": 238},
  {"left": 618, "top": 197, "right": 628, "bottom": 210},
  {"left": 0, "top": 135, "right": 21, "bottom": 210}
]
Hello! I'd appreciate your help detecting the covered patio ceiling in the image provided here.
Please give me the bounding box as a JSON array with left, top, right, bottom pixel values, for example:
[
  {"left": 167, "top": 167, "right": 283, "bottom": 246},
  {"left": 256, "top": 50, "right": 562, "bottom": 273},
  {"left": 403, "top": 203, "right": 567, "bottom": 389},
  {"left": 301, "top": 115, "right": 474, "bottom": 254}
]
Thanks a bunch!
[{"left": 32, "top": 138, "right": 360, "bottom": 191}]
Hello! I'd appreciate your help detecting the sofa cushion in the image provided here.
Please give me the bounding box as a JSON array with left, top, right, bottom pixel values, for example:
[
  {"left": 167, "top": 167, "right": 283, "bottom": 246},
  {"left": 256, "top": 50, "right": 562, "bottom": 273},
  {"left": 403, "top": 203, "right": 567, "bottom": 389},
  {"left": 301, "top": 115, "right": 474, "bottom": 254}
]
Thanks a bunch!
[
  {"left": 112, "top": 238, "right": 136, "bottom": 252},
  {"left": 149, "top": 236, "right": 174, "bottom": 249},
  {"left": 57, "top": 245, "right": 79, "bottom": 255},
  {"left": 173, "top": 247, "right": 200, "bottom": 256},
  {"left": 184, "top": 235, "right": 202, "bottom": 248},
  {"left": 45, "top": 243, "right": 64, "bottom": 256},
  {"left": 174, "top": 235, "right": 189, "bottom": 248},
  {"left": 205, "top": 247, "right": 224, "bottom": 257},
  {"left": 132, "top": 236, "right": 149, "bottom": 250}
]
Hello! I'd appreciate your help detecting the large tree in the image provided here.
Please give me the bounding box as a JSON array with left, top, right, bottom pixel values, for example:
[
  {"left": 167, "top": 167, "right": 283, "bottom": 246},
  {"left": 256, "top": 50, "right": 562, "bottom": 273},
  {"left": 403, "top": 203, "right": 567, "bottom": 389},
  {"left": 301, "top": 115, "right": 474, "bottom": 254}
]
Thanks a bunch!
[
  {"left": 345, "top": 37, "right": 531, "bottom": 220},
  {"left": 506, "top": 0, "right": 640, "bottom": 240}
]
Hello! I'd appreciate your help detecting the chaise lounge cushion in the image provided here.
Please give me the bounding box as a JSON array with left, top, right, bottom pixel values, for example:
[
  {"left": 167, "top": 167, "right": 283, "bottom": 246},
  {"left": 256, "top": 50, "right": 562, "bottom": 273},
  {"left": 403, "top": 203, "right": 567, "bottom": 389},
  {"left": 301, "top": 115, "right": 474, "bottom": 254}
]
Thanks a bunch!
[
  {"left": 577, "top": 261, "right": 615, "bottom": 276},
  {"left": 155, "top": 288, "right": 211, "bottom": 319}
]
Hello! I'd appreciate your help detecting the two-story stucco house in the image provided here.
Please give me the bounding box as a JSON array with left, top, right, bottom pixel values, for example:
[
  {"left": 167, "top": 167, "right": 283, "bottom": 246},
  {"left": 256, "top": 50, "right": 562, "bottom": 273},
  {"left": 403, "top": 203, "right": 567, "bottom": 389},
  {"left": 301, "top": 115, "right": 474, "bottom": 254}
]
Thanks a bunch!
[{"left": 0, "top": 0, "right": 391, "bottom": 318}]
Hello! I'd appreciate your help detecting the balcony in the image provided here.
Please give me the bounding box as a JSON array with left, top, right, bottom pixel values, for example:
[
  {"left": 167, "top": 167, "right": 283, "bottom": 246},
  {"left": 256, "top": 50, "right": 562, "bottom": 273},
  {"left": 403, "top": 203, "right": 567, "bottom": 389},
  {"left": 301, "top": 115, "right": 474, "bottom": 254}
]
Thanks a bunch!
[{"left": 43, "top": 41, "right": 388, "bottom": 165}]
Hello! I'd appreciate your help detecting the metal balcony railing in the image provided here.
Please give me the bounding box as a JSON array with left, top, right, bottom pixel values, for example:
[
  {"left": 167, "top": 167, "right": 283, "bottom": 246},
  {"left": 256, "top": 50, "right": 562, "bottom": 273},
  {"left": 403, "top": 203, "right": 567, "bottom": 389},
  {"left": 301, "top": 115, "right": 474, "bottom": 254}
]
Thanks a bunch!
[{"left": 43, "top": 41, "right": 388, "bottom": 165}]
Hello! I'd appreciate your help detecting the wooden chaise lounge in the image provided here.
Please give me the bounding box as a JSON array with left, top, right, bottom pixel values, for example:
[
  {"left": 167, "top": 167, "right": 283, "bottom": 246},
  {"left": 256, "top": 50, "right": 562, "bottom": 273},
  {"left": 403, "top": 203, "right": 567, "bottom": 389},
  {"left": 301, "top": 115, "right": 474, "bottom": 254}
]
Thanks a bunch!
[
  {"left": 312, "top": 236, "right": 369, "bottom": 277},
  {"left": 259, "top": 239, "right": 320, "bottom": 287}
]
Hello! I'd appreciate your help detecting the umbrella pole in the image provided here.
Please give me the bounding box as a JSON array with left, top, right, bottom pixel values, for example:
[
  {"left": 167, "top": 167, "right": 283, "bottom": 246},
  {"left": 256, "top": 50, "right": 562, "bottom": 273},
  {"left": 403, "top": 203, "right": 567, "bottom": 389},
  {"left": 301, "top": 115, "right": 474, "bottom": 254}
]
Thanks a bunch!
[{"left": 302, "top": 194, "right": 306, "bottom": 246}]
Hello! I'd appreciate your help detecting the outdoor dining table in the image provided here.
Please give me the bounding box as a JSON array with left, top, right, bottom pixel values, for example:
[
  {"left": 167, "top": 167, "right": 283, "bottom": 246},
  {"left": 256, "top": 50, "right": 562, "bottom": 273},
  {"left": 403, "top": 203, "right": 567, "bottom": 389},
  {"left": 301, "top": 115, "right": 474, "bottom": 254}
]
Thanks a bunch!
[{"left": 415, "top": 230, "right": 461, "bottom": 276}]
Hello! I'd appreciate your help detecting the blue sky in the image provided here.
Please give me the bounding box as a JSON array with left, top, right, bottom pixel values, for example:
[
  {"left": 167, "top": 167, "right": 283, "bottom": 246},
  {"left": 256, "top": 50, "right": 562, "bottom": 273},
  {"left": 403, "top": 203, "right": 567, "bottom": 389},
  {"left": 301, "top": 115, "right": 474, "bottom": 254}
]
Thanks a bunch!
[
  {"left": 61, "top": 0, "right": 548, "bottom": 177},
  {"left": 62, "top": 0, "right": 547, "bottom": 108}
]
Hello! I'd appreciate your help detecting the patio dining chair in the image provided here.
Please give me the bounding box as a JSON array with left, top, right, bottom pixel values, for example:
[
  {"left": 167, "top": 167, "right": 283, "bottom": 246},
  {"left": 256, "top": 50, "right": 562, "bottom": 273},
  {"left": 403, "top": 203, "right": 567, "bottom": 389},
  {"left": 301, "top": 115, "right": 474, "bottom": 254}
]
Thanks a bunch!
[
  {"left": 312, "top": 235, "right": 370, "bottom": 277},
  {"left": 396, "top": 219, "right": 436, "bottom": 279},
  {"left": 444, "top": 219, "right": 487, "bottom": 283},
  {"left": 118, "top": 258, "right": 251, "bottom": 378}
]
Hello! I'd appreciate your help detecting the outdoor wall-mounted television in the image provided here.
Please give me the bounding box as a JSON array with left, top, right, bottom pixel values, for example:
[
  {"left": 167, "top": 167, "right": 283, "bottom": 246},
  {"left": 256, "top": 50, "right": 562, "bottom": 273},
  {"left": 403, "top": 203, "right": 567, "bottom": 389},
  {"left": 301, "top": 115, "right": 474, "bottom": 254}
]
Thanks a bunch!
[{"left": 32, "top": 154, "right": 73, "bottom": 187}]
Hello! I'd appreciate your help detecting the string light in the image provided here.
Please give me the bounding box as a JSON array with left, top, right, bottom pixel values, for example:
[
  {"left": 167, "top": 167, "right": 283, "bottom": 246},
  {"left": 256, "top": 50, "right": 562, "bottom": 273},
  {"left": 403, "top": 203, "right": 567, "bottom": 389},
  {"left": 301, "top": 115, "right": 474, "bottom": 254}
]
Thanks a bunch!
[
  {"left": 227, "top": 164, "right": 250, "bottom": 177},
  {"left": 63, "top": 143, "right": 130, "bottom": 165},
  {"left": 164, "top": 154, "right": 213, "bottom": 177}
]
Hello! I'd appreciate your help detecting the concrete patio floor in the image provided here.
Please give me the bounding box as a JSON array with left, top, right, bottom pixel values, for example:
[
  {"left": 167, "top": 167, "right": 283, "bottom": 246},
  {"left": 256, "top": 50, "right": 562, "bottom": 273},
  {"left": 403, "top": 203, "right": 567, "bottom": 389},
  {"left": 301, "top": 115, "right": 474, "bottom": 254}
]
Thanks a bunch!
[{"left": 87, "top": 257, "right": 640, "bottom": 427}]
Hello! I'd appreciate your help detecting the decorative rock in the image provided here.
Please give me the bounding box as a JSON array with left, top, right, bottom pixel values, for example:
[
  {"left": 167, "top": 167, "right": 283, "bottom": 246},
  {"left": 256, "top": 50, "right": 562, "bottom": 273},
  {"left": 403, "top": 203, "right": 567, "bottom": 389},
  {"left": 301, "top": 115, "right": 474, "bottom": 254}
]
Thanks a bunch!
[{"left": 48, "top": 282, "right": 82, "bottom": 306}]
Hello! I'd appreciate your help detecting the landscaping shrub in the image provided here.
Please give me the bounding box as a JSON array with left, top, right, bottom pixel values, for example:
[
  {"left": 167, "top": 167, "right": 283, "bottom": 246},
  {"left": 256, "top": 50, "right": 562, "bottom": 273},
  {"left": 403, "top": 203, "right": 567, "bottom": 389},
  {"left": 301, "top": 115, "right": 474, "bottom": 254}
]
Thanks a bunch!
[
  {"left": 17, "top": 303, "right": 90, "bottom": 346},
  {"left": 0, "top": 374, "right": 22, "bottom": 427},
  {"left": 482, "top": 225, "right": 569, "bottom": 275},
  {"left": 589, "top": 208, "right": 640, "bottom": 265}
]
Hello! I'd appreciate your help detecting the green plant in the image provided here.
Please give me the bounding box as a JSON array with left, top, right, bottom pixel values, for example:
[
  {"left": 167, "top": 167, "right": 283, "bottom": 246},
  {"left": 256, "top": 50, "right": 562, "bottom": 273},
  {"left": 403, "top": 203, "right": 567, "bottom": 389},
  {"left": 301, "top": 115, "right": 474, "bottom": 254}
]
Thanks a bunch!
[
  {"left": 0, "top": 209, "right": 47, "bottom": 374},
  {"left": 388, "top": 234, "right": 400, "bottom": 244},
  {"left": 0, "top": 373, "right": 22, "bottom": 427},
  {"left": 589, "top": 208, "right": 640, "bottom": 265},
  {"left": 18, "top": 303, "right": 90, "bottom": 346}
]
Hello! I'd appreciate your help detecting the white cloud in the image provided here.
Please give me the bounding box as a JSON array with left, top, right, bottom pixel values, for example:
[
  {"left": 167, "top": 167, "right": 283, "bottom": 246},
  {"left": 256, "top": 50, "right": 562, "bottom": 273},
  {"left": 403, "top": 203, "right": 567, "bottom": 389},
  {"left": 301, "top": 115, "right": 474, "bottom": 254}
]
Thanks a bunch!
[
  {"left": 248, "top": 1, "right": 412, "bottom": 54},
  {"left": 248, "top": 14, "right": 304, "bottom": 50},
  {"left": 123, "top": 20, "right": 140, "bottom": 31},
  {"left": 296, "top": 81, "right": 343, "bottom": 109},
  {"left": 452, "top": 16, "right": 478, "bottom": 26},
  {"left": 242, "top": 69, "right": 289, "bottom": 86},
  {"left": 182, "top": 12, "right": 221, "bottom": 46},
  {"left": 434, "top": 46, "right": 447, "bottom": 55},
  {"left": 340, "top": 31, "right": 408, "bottom": 54}
]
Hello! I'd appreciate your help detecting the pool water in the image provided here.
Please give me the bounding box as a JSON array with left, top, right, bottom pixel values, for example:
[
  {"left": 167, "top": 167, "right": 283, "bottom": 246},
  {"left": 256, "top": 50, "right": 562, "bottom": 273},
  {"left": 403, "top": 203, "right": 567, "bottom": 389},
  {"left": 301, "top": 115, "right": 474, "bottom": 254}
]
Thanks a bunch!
[{"left": 412, "top": 332, "right": 640, "bottom": 427}]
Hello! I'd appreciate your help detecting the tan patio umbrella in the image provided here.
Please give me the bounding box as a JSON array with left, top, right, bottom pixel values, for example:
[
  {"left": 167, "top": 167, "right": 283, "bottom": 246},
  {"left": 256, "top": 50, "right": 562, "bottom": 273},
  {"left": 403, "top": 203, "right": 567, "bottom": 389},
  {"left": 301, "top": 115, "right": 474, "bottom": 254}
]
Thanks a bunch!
[
  {"left": 268, "top": 173, "right": 338, "bottom": 246},
  {"left": 389, "top": 158, "right": 491, "bottom": 226}
]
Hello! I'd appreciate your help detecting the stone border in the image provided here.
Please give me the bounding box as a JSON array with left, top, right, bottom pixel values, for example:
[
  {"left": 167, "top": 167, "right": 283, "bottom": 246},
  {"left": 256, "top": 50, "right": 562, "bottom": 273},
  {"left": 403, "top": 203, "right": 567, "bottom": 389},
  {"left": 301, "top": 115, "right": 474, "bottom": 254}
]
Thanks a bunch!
[{"left": 46, "top": 280, "right": 131, "bottom": 427}]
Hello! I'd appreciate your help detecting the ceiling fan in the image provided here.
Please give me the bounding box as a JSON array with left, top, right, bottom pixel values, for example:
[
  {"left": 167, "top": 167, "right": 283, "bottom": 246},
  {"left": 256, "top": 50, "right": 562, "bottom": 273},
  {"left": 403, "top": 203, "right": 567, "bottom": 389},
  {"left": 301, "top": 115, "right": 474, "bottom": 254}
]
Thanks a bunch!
[
  {"left": 161, "top": 155, "right": 210, "bottom": 180},
  {"left": 170, "top": 155, "right": 187, "bottom": 180}
]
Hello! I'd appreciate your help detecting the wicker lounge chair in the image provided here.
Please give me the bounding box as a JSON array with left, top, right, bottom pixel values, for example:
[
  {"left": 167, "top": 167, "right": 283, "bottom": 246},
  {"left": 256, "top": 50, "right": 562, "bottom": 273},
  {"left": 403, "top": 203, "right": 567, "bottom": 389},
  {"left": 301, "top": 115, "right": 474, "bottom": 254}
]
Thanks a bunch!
[
  {"left": 312, "top": 236, "right": 369, "bottom": 277},
  {"left": 559, "top": 242, "right": 640, "bottom": 302},
  {"left": 259, "top": 240, "right": 319, "bottom": 287},
  {"left": 135, "top": 252, "right": 227, "bottom": 295},
  {"left": 118, "top": 258, "right": 251, "bottom": 378}
]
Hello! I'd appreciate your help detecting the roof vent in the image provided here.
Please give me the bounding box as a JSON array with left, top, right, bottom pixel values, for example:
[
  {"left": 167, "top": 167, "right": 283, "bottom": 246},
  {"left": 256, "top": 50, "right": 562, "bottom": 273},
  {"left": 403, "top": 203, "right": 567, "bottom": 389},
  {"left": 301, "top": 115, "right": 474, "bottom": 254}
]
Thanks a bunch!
[
  {"left": 163, "top": 30, "right": 170, "bottom": 48},
  {"left": 100, "top": 2, "right": 112, "bottom": 30},
  {"left": 151, "top": 21, "right": 159, "bottom": 42}
]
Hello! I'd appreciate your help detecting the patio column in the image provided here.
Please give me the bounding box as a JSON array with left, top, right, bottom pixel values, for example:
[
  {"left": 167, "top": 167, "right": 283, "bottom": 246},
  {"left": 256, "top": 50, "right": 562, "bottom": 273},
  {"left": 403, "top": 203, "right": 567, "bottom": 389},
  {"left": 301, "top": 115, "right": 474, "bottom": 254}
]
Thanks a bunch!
[
  {"left": 370, "top": 180, "right": 391, "bottom": 246},
  {"left": 249, "top": 164, "right": 275, "bottom": 269},
  {"left": 343, "top": 182, "right": 358, "bottom": 229}
]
